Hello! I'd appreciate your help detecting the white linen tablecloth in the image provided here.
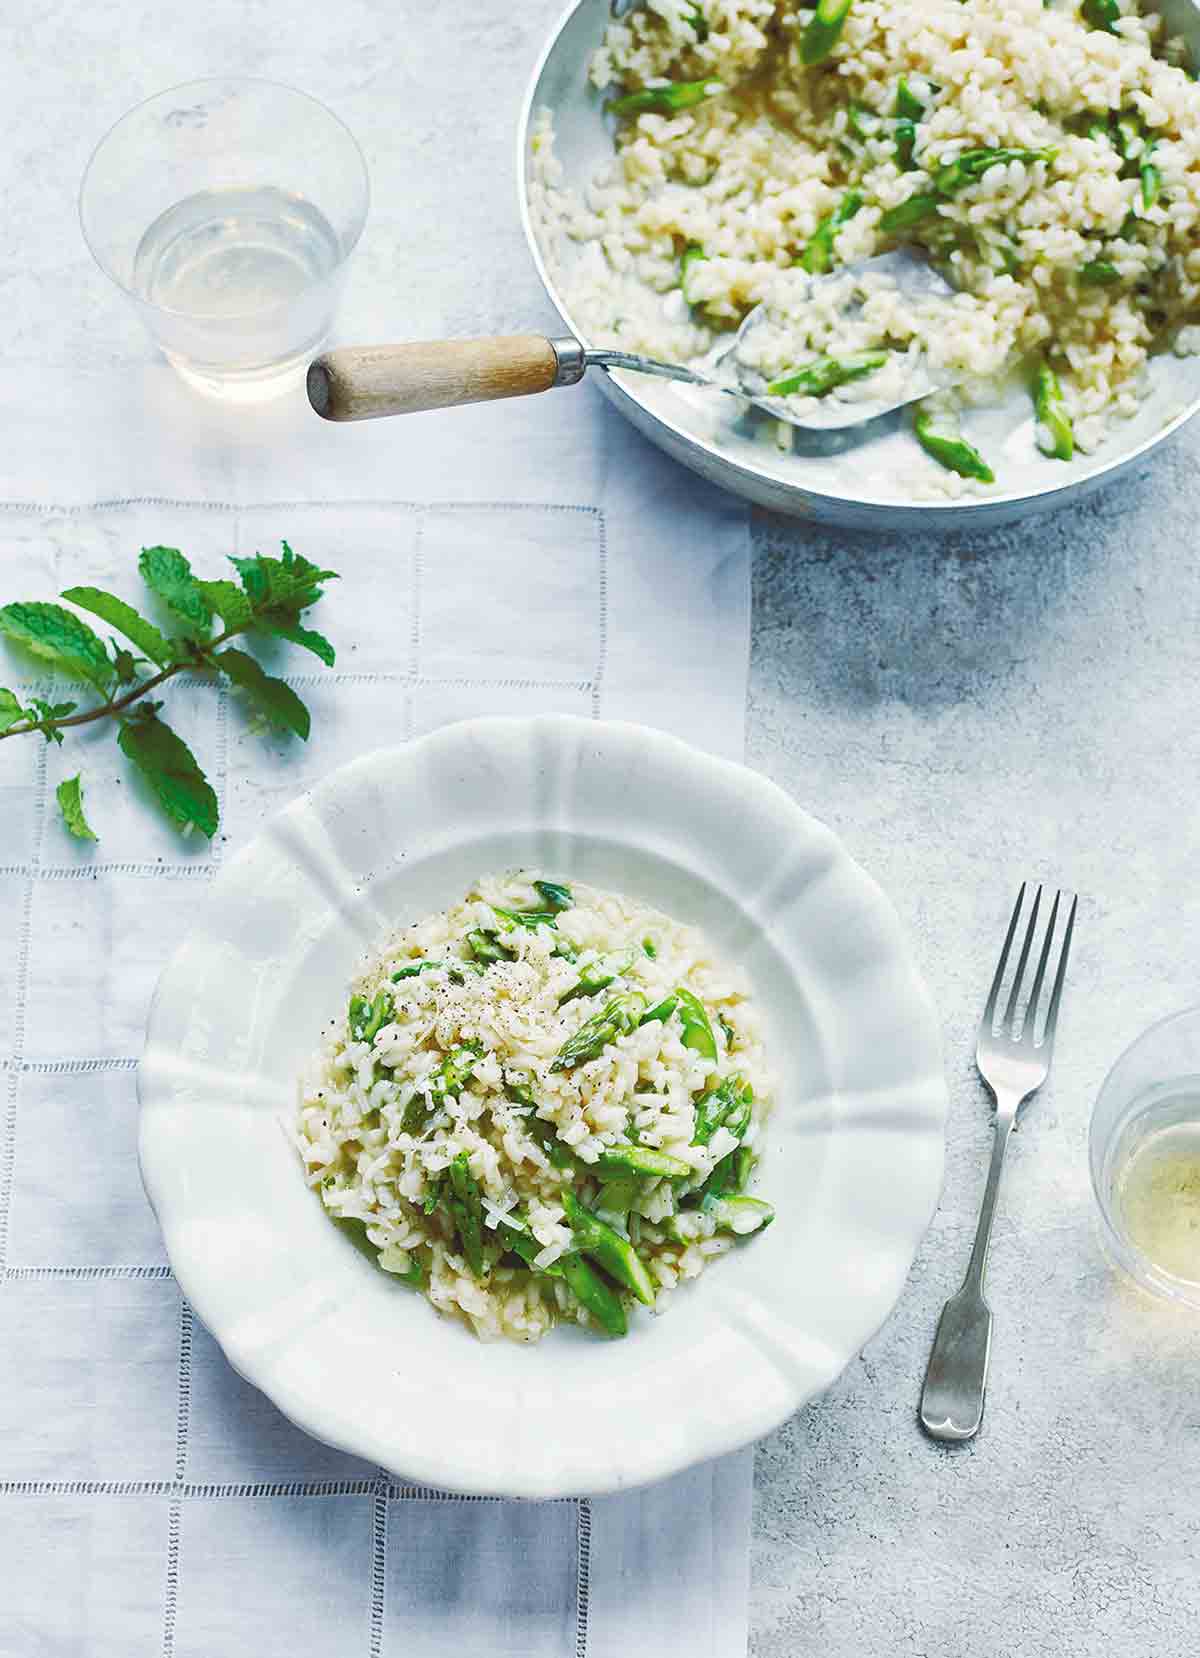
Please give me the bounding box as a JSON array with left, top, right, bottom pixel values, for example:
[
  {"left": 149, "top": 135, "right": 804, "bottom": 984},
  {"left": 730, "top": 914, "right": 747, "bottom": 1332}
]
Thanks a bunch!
[{"left": 0, "top": 360, "right": 752, "bottom": 1658}]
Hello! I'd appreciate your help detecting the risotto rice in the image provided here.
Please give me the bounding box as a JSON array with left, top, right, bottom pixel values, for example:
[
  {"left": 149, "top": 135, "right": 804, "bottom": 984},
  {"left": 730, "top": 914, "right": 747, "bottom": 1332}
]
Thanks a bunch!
[
  {"left": 296, "top": 872, "right": 774, "bottom": 1342},
  {"left": 533, "top": 0, "right": 1200, "bottom": 488}
]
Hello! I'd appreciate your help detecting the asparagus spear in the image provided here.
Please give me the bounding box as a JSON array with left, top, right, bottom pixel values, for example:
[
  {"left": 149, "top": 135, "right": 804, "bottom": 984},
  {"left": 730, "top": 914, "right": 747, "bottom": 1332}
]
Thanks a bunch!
[
  {"left": 914, "top": 410, "right": 995, "bottom": 483},
  {"left": 533, "top": 879, "right": 573, "bottom": 912},
  {"left": 847, "top": 102, "right": 881, "bottom": 143},
  {"left": 391, "top": 959, "right": 445, "bottom": 981},
  {"left": 431, "top": 1042, "right": 483, "bottom": 1105},
  {"left": 894, "top": 118, "right": 918, "bottom": 171},
  {"left": 563, "top": 1189, "right": 657, "bottom": 1305},
  {"left": 558, "top": 951, "right": 634, "bottom": 1008},
  {"left": 933, "top": 147, "right": 1056, "bottom": 194},
  {"left": 642, "top": 937, "right": 658, "bottom": 959},
  {"left": 492, "top": 905, "right": 559, "bottom": 932},
  {"left": 595, "top": 1143, "right": 693, "bottom": 1180},
  {"left": 766, "top": 351, "right": 888, "bottom": 399},
  {"left": 1141, "top": 146, "right": 1161, "bottom": 209},
  {"left": 561, "top": 1254, "right": 628, "bottom": 1335},
  {"left": 594, "top": 1175, "right": 640, "bottom": 1228},
  {"left": 684, "top": 3, "right": 708, "bottom": 42},
  {"left": 1082, "top": 0, "right": 1120, "bottom": 32},
  {"left": 447, "top": 1151, "right": 486, "bottom": 1277},
  {"left": 348, "top": 990, "right": 395, "bottom": 1046},
  {"left": 696, "top": 1089, "right": 755, "bottom": 1199},
  {"left": 523, "top": 1112, "right": 578, "bottom": 1171},
  {"left": 675, "top": 987, "right": 717, "bottom": 1060},
  {"left": 507, "top": 1226, "right": 628, "bottom": 1337},
  {"left": 879, "top": 191, "right": 941, "bottom": 231},
  {"left": 700, "top": 1143, "right": 757, "bottom": 1202},
  {"left": 402, "top": 1042, "right": 483, "bottom": 1135},
  {"left": 801, "top": 0, "right": 854, "bottom": 67},
  {"left": 894, "top": 76, "right": 925, "bottom": 122},
  {"left": 1079, "top": 259, "right": 1121, "bottom": 285},
  {"left": 1033, "top": 362, "right": 1074, "bottom": 461},
  {"left": 639, "top": 994, "right": 678, "bottom": 1027},
  {"left": 609, "top": 78, "right": 723, "bottom": 117},
  {"left": 692, "top": 1075, "right": 750, "bottom": 1145},
  {"left": 680, "top": 242, "right": 708, "bottom": 304},
  {"left": 466, "top": 927, "right": 516, "bottom": 965},
  {"left": 550, "top": 990, "right": 647, "bottom": 1071},
  {"left": 377, "top": 1243, "right": 426, "bottom": 1288},
  {"left": 881, "top": 145, "right": 1054, "bottom": 237},
  {"left": 796, "top": 190, "right": 862, "bottom": 274}
]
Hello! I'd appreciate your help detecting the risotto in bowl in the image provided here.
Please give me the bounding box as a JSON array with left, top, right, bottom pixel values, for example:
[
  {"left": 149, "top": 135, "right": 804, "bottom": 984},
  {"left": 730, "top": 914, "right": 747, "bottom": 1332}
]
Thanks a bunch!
[{"left": 139, "top": 716, "right": 946, "bottom": 1496}]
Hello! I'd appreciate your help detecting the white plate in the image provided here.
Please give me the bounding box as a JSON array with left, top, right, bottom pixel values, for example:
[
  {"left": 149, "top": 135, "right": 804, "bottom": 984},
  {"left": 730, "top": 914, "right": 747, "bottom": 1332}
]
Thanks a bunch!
[{"left": 138, "top": 716, "right": 946, "bottom": 1498}]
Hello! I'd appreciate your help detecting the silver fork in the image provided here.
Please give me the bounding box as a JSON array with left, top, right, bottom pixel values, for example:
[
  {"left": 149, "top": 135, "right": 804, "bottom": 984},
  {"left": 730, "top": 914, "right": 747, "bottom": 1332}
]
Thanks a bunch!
[{"left": 919, "top": 883, "right": 1078, "bottom": 1443}]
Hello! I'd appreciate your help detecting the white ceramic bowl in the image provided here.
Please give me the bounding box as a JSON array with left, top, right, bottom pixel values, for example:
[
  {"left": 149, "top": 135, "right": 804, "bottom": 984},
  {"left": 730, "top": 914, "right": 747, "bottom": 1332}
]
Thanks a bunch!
[{"left": 138, "top": 716, "right": 946, "bottom": 1497}]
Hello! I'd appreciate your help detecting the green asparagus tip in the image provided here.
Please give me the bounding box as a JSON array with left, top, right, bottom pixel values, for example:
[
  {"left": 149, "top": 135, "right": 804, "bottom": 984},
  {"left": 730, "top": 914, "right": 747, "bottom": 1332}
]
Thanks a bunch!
[
  {"left": 801, "top": 0, "right": 854, "bottom": 67},
  {"left": 914, "top": 410, "right": 995, "bottom": 483},
  {"left": 1079, "top": 258, "right": 1122, "bottom": 286},
  {"left": 609, "top": 78, "right": 723, "bottom": 118},
  {"left": 1033, "top": 361, "right": 1075, "bottom": 462},
  {"left": 879, "top": 191, "right": 940, "bottom": 233},
  {"left": 767, "top": 351, "right": 887, "bottom": 400}
]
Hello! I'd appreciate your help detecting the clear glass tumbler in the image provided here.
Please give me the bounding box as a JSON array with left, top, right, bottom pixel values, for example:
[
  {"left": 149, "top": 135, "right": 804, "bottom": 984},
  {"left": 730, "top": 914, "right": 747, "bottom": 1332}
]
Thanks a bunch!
[
  {"left": 1090, "top": 1004, "right": 1200, "bottom": 1310},
  {"left": 79, "top": 77, "right": 369, "bottom": 401}
]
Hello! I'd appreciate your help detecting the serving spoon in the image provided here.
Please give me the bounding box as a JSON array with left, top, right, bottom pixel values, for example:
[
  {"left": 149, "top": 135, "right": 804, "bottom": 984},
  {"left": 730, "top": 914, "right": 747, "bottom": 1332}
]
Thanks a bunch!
[{"left": 307, "top": 250, "right": 955, "bottom": 432}]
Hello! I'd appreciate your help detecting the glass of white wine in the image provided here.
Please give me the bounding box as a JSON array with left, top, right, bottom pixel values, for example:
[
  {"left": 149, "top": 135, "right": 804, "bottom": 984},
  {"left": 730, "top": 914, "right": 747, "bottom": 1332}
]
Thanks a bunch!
[
  {"left": 80, "top": 78, "right": 369, "bottom": 401},
  {"left": 1091, "top": 1004, "right": 1200, "bottom": 1309}
]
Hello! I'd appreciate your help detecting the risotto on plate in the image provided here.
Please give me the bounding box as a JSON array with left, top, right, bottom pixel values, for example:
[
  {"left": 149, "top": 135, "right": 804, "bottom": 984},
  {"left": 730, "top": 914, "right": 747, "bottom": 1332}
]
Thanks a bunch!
[{"left": 296, "top": 872, "right": 774, "bottom": 1341}]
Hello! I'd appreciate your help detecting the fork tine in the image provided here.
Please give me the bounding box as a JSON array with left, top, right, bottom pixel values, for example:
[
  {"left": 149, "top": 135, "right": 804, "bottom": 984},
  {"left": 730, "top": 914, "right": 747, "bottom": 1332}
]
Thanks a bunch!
[
  {"left": 1002, "top": 883, "right": 1042, "bottom": 1034},
  {"left": 1039, "top": 893, "right": 1078, "bottom": 1051},
  {"left": 981, "top": 882, "right": 1026, "bottom": 1035},
  {"left": 1020, "top": 888, "right": 1061, "bottom": 1046}
]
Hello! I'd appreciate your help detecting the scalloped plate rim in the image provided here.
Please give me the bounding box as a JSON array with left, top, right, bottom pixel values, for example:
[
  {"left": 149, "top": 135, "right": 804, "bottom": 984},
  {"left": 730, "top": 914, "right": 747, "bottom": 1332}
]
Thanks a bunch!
[{"left": 138, "top": 713, "right": 947, "bottom": 1497}]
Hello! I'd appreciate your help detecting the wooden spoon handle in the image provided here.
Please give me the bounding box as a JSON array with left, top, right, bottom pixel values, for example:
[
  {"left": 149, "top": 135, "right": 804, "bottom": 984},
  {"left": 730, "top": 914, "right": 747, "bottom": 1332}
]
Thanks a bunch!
[{"left": 307, "top": 336, "right": 564, "bottom": 422}]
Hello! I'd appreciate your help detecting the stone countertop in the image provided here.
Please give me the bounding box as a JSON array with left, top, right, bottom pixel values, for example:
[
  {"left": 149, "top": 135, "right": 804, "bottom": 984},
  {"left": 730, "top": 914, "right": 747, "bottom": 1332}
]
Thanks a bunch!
[
  {"left": 5, "top": 0, "right": 1199, "bottom": 1650},
  {"left": 746, "top": 456, "right": 1200, "bottom": 1654}
]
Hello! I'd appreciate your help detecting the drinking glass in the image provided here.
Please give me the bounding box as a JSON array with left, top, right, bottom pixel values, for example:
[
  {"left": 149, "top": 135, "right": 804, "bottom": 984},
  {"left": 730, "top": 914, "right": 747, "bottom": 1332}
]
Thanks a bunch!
[
  {"left": 79, "top": 77, "right": 369, "bottom": 401},
  {"left": 1090, "top": 1004, "right": 1200, "bottom": 1310}
]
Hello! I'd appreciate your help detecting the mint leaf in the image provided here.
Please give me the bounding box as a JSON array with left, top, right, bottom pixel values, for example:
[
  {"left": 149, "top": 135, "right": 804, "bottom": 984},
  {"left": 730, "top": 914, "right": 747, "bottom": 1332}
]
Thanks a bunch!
[
  {"left": 61, "top": 586, "right": 172, "bottom": 667},
  {"left": 24, "top": 697, "right": 77, "bottom": 744},
  {"left": 263, "top": 619, "right": 336, "bottom": 666},
  {"left": 56, "top": 773, "right": 98, "bottom": 841},
  {"left": 0, "top": 687, "right": 24, "bottom": 733},
  {"left": 0, "top": 601, "right": 112, "bottom": 692},
  {"left": 230, "top": 542, "right": 338, "bottom": 618},
  {"left": 139, "top": 547, "right": 213, "bottom": 634},
  {"left": 216, "top": 647, "right": 311, "bottom": 739},
  {"left": 118, "top": 708, "right": 218, "bottom": 838},
  {"left": 198, "top": 579, "right": 254, "bottom": 631}
]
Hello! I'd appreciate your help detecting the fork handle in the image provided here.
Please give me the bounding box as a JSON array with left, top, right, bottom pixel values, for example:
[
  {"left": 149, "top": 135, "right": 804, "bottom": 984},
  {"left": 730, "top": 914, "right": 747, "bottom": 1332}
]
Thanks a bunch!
[
  {"left": 307, "top": 336, "right": 584, "bottom": 422},
  {"left": 919, "top": 1099, "right": 1018, "bottom": 1442}
]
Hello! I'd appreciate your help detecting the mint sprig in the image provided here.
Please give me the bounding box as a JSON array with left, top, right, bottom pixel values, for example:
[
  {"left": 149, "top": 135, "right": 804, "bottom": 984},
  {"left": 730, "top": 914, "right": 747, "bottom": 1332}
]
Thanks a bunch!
[{"left": 0, "top": 541, "right": 336, "bottom": 842}]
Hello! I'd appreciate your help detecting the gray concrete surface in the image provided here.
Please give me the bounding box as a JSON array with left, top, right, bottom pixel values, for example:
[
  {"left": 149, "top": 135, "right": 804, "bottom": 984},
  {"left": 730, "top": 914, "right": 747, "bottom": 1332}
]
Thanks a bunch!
[{"left": 746, "top": 459, "right": 1200, "bottom": 1655}]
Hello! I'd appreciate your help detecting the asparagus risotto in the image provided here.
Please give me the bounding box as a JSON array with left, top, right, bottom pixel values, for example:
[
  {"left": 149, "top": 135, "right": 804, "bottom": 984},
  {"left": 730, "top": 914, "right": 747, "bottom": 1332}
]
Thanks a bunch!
[
  {"left": 296, "top": 874, "right": 774, "bottom": 1341},
  {"left": 532, "top": 0, "right": 1200, "bottom": 490}
]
